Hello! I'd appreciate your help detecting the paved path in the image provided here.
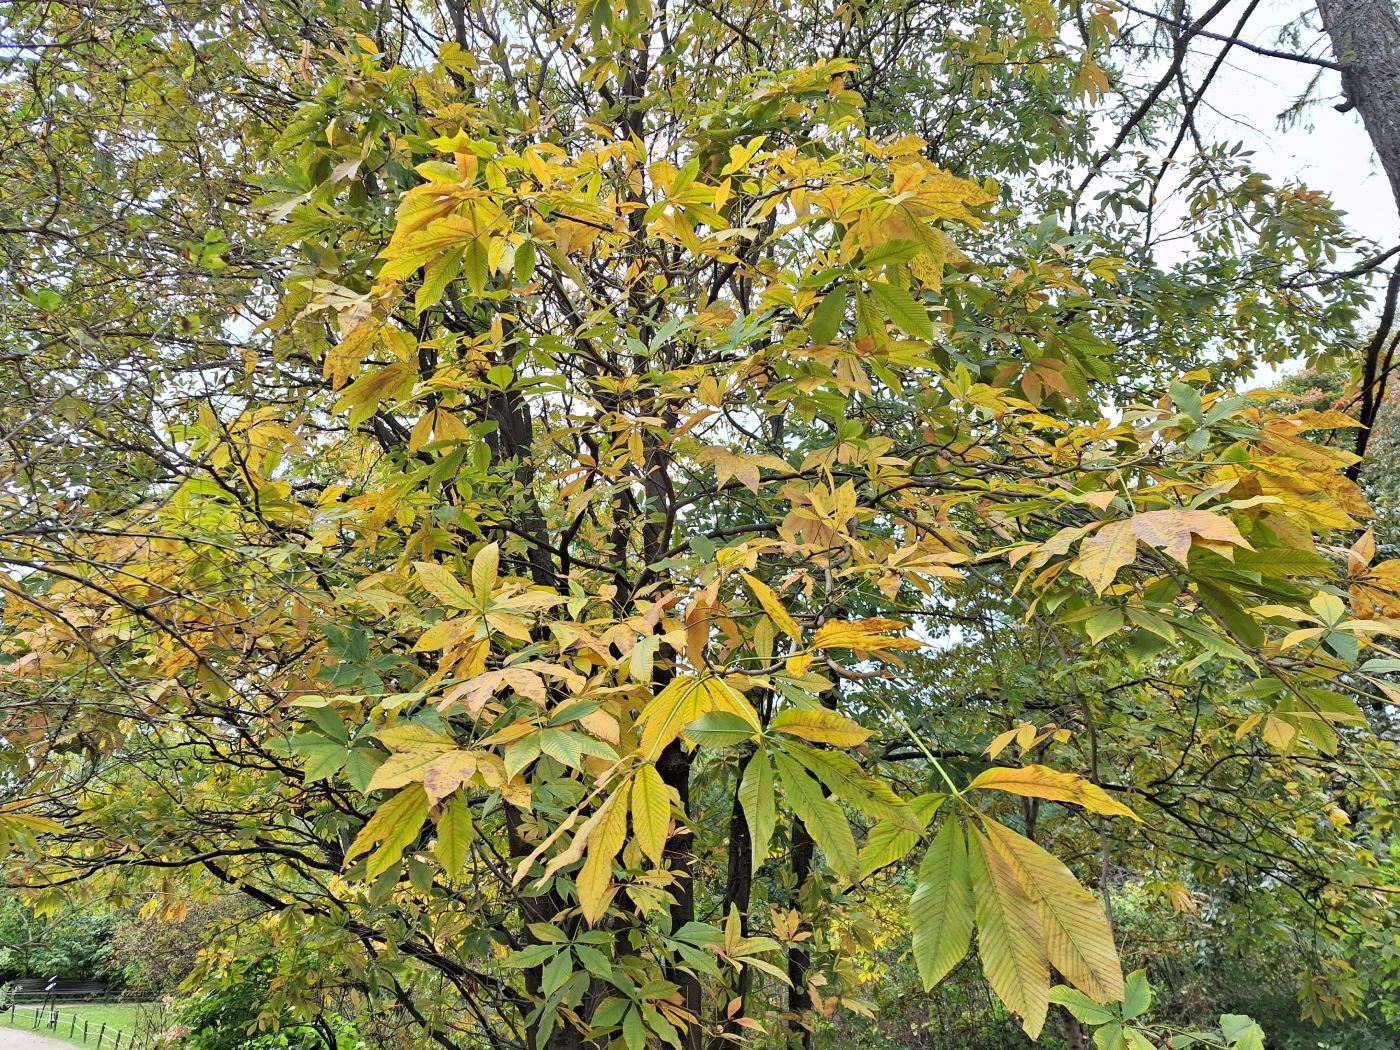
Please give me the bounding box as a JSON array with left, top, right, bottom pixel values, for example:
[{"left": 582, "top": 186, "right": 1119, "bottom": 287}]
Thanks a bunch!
[{"left": 0, "top": 1026, "right": 73, "bottom": 1049}]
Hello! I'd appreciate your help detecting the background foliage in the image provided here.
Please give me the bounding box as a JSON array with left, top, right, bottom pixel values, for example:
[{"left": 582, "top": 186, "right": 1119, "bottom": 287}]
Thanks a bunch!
[{"left": 2, "top": 2, "right": 1399, "bottom": 1049}]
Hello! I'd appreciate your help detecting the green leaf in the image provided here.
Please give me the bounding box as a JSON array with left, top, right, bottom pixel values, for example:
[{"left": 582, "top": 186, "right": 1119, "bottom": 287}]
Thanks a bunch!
[
  {"left": 784, "top": 742, "right": 914, "bottom": 827},
  {"left": 623, "top": 1007, "right": 646, "bottom": 1050},
  {"left": 773, "top": 749, "right": 857, "bottom": 881},
  {"left": 857, "top": 818, "right": 919, "bottom": 879},
  {"left": 514, "top": 239, "right": 537, "bottom": 284},
  {"left": 738, "top": 748, "right": 776, "bottom": 874},
  {"left": 631, "top": 762, "right": 671, "bottom": 865},
  {"left": 539, "top": 728, "right": 618, "bottom": 769},
  {"left": 435, "top": 794, "right": 474, "bottom": 878},
  {"left": 808, "top": 284, "right": 847, "bottom": 344},
  {"left": 1220, "top": 1014, "right": 1265, "bottom": 1050},
  {"left": 416, "top": 245, "right": 462, "bottom": 313},
  {"left": 683, "top": 710, "right": 760, "bottom": 748},
  {"left": 291, "top": 734, "right": 350, "bottom": 782},
  {"left": 1048, "top": 985, "right": 1115, "bottom": 1025},
  {"left": 910, "top": 819, "right": 974, "bottom": 989},
  {"left": 1094, "top": 1022, "right": 1127, "bottom": 1050},
  {"left": 1195, "top": 580, "right": 1266, "bottom": 648},
  {"left": 867, "top": 280, "right": 934, "bottom": 340},
  {"left": 1121, "top": 969, "right": 1152, "bottom": 1019}
]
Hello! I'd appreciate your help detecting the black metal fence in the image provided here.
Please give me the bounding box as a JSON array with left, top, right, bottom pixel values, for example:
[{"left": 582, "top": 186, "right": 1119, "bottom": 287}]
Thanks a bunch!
[{"left": 3, "top": 1002, "right": 151, "bottom": 1049}]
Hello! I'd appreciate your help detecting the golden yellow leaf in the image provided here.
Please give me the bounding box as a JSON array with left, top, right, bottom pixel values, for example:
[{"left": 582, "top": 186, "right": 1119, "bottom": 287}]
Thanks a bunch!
[
  {"left": 982, "top": 817, "right": 1125, "bottom": 1003},
  {"left": 635, "top": 676, "right": 761, "bottom": 759},
  {"left": 740, "top": 572, "right": 802, "bottom": 641},
  {"left": 414, "top": 561, "right": 475, "bottom": 608},
  {"left": 1073, "top": 520, "right": 1136, "bottom": 594},
  {"left": 811, "top": 618, "right": 922, "bottom": 652},
  {"left": 967, "top": 765, "right": 1139, "bottom": 821},
  {"left": 577, "top": 781, "right": 630, "bottom": 924},
  {"left": 631, "top": 762, "right": 671, "bottom": 865},
  {"left": 770, "top": 707, "right": 871, "bottom": 747},
  {"left": 472, "top": 542, "right": 500, "bottom": 602},
  {"left": 968, "top": 826, "right": 1049, "bottom": 1038},
  {"left": 1129, "top": 508, "right": 1251, "bottom": 564}
]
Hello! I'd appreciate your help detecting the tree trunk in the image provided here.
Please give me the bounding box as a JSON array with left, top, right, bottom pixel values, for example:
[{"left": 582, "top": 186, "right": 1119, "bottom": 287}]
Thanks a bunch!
[
  {"left": 1317, "top": 0, "right": 1400, "bottom": 213},
  {"left": 1315, "top": 0, "right": 1400, "bottom": 467},
  {"left": 786, "top": 818, "right": 814, "bottom": 1050}
]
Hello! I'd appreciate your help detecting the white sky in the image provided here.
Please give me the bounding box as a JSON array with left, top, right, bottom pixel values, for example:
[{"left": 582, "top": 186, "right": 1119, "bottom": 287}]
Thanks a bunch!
[
  {"left": 1140, "top": 0, "right": 1397, "bottom": 385},
  {"left": 1188, "top": 0, "right": 1398, "bottom": 245}
]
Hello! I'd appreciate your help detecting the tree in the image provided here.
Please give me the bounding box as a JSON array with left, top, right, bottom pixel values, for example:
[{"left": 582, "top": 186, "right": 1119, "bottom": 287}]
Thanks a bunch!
[{"left": 2, "top": 3, "right": 1397, "bottom": 1049}]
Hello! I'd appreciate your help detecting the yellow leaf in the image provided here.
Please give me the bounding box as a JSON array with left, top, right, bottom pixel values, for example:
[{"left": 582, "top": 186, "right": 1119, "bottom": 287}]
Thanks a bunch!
[
  {"left": 968, "top": 826, "right": 1049, "bottom": 1038},
  {"left": 1129, "top": 509, "right": 1252, "bottom": 564},
  {"left": 706, "top": 446, "right": 760, "bottom": 493},
  {"left": 982, "top": 817, "right": 1124, "bottom": 1003},
  {"left": 635, "top": 675, "right": 761, "bottom": 759},
  {"left": 414, "top": 561, "right": 475, "bottom": 608},
  {"left": 631, "top": 762, "right": 671, "bottom": 865},
  {"left": 1073, "top": 520, "right": 1136, "bottom": 594},
  {"left": 578, "top": 782, "right": 631, "bottom": 924},
  {"left": 323, "top": 317, "right": 380, "bottom": 388},
  {"left": 345, "top": 784, "right": 428, "bottom": 879},
  {"left": 741, "top": 572, "right": 802, "bottom": 641},
  {"left": 472, "top": 542, "right": 500, "bottom": 602},
  {"left": 434, "top": 795, "right": 474, "bottom": 878},
  {"left": 0, "top": 812, "right": 63, "bottom": 837},
  {"left": 366, "top": 748, "right": 449, "bottom": 792},
  {"left": 967, "top": 765, "right": 1139, "bottom": 821},
  {"left": 986, "top": 727, "right": 1019, "bottom": 759},
  {"left": 422, "top": 751, "right": 478, "bottom": 804},
  {"left": 770, "top": 707, "right": 871, "bottom": 747},
  {"left": 811, "top": 618, "right": 922, "bottom": 652}
]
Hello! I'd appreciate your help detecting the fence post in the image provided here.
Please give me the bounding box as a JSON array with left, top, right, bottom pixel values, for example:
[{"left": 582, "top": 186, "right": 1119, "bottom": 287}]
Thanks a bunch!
[
  {"left": 84, "top": 1019, "right": 89, "bottom": 1041},
  {"left": 99, "top": 1022, "right": 107, "bottom": 1046},
  {"left": 71, "top": 1014, "right": 78, "bottom": 1036}
]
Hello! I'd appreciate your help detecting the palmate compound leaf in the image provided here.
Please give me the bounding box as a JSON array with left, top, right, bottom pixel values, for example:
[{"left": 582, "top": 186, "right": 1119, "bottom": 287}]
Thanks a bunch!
[
  {"left": 636, "top": 675, "right": 761, "bottom": 759},
  {"left": 771, "top": 748, "right": 858, "bottom": 881},
  {"left": 909, "top": 818, "right": 974, "bottom": 990},
  {"left": 981, "top": 816, "right": 1125, "bottom": 1004},
  {"left": 968, "top": 825, "right": 1049, "bottom": 1038}
]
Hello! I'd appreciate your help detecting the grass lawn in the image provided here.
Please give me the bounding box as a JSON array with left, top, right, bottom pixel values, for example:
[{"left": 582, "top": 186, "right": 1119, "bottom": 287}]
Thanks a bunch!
[{"left": 2, "top": 1002, "right": 157, "bottom": 1045}]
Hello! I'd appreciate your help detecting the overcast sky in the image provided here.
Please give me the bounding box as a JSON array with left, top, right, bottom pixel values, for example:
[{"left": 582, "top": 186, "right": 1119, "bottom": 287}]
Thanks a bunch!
[{"left": 1179, "top": 0, "right": 1397, "bottom": 246}]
